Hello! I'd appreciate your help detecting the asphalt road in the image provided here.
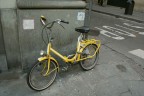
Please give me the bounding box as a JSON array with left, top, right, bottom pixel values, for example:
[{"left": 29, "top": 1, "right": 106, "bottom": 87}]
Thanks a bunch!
[{"left": 89, "top": 12, "right": 144, "bottom": 77}]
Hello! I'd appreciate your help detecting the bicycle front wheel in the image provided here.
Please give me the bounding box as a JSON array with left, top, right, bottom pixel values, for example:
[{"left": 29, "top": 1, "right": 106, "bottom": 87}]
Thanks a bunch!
[
  {"left": 80, "top": 44, "right": 99, "bottom": 71},
  {"left": 27, "top": 60, "right": 57, "bottom": 91}
]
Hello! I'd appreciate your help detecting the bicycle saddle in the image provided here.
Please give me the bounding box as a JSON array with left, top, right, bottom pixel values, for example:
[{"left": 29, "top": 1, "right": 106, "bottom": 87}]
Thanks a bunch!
[{"left": 75, "top": 26, "right": 90, "bottom": 33}]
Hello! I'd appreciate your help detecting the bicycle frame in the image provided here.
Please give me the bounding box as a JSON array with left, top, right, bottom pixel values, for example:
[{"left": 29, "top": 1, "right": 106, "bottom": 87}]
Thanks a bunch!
[
  {"left": 38, "top": 34, "right": 101, "bottom": 76},
  {"left": 49, "top": 39, "right": 100, "bottom": 63}
]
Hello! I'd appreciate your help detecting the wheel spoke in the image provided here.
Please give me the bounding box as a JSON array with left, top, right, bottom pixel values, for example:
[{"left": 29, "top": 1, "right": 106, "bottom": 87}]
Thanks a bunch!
[
  {"left": 80, "top": 44, "right": 99, "bottom": 70},
  {"left": 27, "top": 60, "right": 57, "bottom": 91}
]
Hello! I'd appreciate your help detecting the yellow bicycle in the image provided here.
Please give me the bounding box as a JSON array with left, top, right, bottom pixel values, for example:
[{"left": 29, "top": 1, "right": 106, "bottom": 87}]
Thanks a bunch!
[{"left": 27, "top": 16, "right": 101, "bottom": 91}]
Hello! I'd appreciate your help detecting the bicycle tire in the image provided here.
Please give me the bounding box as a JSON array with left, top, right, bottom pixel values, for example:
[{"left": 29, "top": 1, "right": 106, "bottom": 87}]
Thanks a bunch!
[
  {"left": 80, "top": 44, "right": 99, "bottom": 71},
  {"left": 27, "top": 60, "right": 57, "bottom": 91}
]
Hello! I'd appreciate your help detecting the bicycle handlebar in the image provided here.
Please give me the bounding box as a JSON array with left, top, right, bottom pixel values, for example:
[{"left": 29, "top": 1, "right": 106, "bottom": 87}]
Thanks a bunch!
[
  {"left": 41, "top": 17, "right": 69, "bottom": 45},
  {"left": 61, "top": 20, "right": 69, "bottom": 24},
  {"left": 44, "top": 19, "right": 69, "bottom": 29}
]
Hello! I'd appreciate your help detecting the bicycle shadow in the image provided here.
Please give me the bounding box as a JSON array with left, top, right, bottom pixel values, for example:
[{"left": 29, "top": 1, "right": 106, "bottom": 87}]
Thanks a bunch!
[{"left": 57, "top": 62, "right": 83, "bottom": 79}]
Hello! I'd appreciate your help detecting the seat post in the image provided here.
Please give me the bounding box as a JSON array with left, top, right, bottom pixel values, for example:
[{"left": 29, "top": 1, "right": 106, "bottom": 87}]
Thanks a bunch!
[{"left": 82, "top": 33, "right": 88, "bottom": 40}]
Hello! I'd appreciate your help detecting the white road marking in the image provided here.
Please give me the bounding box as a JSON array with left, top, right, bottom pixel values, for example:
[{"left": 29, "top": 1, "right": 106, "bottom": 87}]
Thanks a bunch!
[
  {"left": 115, "top": 24, "right": 144, "bottom": 35},
  {"left": 103, "top": 26, "right": 136, "bottom": 37},
  {"left": 95, "top": 22, "right": 143, "bottom": 40},
  {"left": 129, "top": 49, "right": 144, "bottom": 59},
  {"left": 124, "top": 23, "right": 144, "bottom": 29},
  {"left": 95, "top": 27, "right": 124, "bottom": 40}
]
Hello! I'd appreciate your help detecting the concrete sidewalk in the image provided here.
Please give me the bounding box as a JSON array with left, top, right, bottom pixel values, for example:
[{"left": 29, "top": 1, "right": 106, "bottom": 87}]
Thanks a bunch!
[
  {"left": 0, "top": 44, "right": 144, "bottom": 96},
  {"left": 91, "top": 5, "right": 144, "bottom": 23}
]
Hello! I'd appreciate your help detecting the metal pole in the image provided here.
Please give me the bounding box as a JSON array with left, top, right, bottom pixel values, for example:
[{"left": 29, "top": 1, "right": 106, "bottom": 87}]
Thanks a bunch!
[{"left": 84, "top": 0, "right": 92, "bottom": 39}]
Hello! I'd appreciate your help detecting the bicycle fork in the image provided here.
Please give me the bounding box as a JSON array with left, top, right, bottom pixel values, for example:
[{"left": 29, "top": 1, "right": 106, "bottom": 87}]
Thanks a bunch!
[{"left": 38, "top": 56, "right": 59, "bottom": 76}]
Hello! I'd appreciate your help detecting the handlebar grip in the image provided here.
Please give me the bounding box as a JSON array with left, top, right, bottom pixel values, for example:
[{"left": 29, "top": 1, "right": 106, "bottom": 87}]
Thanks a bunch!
[{"left": 61, "top": 20, "right": 69, "bottom": 24}]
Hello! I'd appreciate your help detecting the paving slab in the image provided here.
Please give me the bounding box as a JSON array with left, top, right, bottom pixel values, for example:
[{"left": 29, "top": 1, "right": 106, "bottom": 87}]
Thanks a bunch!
[
  {"left": 120, "top": 91, "right": 132, "bottom": 96},
  {"left": 94, "top": 76, "right": 129, "bottom": 96},
  {"left": 124, "top": 80, "right": 144, "bottom": 96}
]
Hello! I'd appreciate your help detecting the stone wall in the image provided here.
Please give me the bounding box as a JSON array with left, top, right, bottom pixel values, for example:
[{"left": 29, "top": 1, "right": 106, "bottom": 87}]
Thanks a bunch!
[
  {"left": 0, "top": 0, "right": 86, "bottom": 71},
  {"left": 0, "top": 0, "right": 16, "bottom": 9},
  {"left": 134, "top": 0, "right": 144, "bottom": 12}
]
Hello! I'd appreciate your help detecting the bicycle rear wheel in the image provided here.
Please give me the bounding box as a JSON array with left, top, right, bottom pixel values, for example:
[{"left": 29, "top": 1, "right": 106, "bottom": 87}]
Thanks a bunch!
[
  {"left": 80, "top": 44, "right": 99, "bottom": 71},
  {"left": 27, "top": 60, "right": 57, "bottom": 91}
]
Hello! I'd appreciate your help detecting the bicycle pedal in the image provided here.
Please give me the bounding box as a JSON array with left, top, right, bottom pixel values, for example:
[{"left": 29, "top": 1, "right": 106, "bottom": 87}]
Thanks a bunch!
[
  {"left": 61, "top": 67, "right": 68, "bottom": 71},
  {"left": 73, "top": 61, "right": 78, "bottom": 64}
]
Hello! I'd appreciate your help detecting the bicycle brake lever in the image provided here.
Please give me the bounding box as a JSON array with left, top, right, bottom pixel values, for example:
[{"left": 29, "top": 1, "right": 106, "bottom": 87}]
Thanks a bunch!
[{"left": 59, "top": 24, "right": 65, "bottom": 29}]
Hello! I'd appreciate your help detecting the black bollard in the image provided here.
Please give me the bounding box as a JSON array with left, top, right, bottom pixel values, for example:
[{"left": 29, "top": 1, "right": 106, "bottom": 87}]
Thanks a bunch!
[
  {"left": 125, "top": 0, "right": 135, "bottom": 15},
  {"left": 98, "top": 0, "right": 103, "bottom": 6}
]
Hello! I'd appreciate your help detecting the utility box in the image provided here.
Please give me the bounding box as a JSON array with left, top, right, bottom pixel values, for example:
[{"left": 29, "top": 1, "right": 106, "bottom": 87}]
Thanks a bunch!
[{"left": 17, "top": 0, "right": 86, "bottom": 70}]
